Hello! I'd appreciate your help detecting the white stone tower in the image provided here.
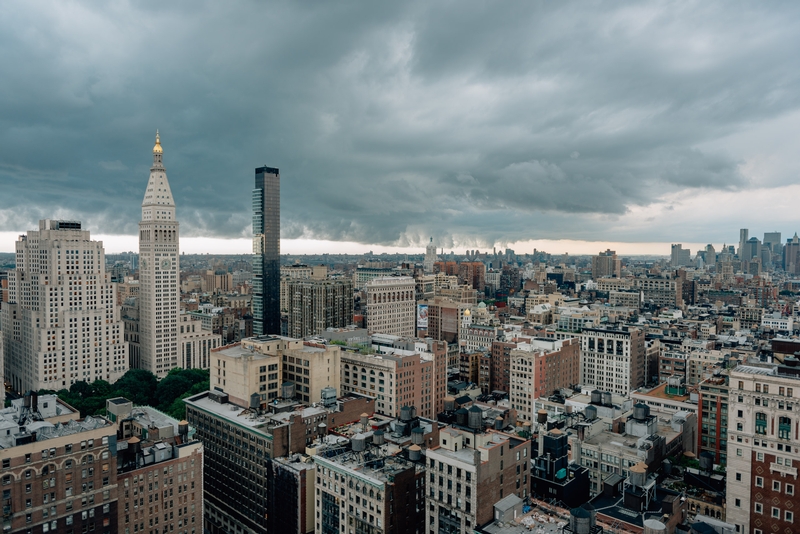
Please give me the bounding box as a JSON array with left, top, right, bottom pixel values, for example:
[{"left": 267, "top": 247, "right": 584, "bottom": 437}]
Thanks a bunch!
[
  {"left": 423, "top": 237, "right": 438, "bottom": 272},
  {"left": 138, "top": 131, "right": 180, "bottom": 377}
]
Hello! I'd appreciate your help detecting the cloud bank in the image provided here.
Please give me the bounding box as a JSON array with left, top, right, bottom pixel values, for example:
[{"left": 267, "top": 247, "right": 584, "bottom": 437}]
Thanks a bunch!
[{"left": 1, "top": 1, "right": 799, "bottom": 250}]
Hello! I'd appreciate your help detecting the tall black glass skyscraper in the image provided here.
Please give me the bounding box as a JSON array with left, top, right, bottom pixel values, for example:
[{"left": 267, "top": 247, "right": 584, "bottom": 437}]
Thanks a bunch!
[{"left": 252, "top": 166, "right": 281, "bottom": 335}]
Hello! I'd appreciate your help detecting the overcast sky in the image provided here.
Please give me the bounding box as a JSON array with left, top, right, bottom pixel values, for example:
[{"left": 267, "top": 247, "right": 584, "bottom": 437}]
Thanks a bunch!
[{"left": 1, "top": 1, "right": 800, "bottom": 254}]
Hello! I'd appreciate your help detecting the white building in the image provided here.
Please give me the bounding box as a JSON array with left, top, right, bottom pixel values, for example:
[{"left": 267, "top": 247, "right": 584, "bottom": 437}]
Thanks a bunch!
[
  {"left": 365, "top": 276, "right": 416, "bottom": 337},
  {"left": 423, "top": 237, "right": 439, "bottom": 272},
  {"left": 726, "top": 363, "right": 800, "bottom": 534},
  {"left": 178, "top": 313, "right": 222, "bottom": 369},
  {"left": 2, "top": 220, "right": 128, "bottom": 392},
  {"left": 579, "top": 326, "right": 646, "bottom": 396},
  {"left": 762, "top": 315, "right": 794, "bottom": 332},
  {"left": 138, "top": 132, "right": 180, "bottom": 378}
]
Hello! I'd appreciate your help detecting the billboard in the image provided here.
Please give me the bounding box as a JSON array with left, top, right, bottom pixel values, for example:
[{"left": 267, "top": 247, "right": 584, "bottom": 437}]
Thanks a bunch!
[{"left": 417, "top": 304, "right": 428, "bottom": 329}]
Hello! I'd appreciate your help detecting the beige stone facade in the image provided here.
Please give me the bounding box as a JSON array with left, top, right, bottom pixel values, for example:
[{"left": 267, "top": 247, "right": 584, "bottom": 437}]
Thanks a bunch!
[
  {"left": 2, "top": 220, "right": 128, "bottom": 393},
  {"left": 365, "top": 277, "right": 416, "bottom": 337},
  {"left": 138, "top": 133, "right": 180, "bottom": 377}
]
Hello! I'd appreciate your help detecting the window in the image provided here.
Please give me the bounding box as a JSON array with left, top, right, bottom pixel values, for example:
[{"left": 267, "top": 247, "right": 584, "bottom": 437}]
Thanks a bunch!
[
  {"left": 755, "top": 412, "right": 767, "bottom": 435},
  {"left": 787, "top": 511, "right": 794, "bottom": 523},
  {"left": 757, "top": 452, "right": 764, "bottom": 461},
  {"left": 779, "top": 417, "right": 791, "bottom": 440},
  {"left": 736, "top": 473, "right": 742, "bottom": 481},
  {"left": 772, "top": 507, "right": 780, "bottom": 519},
  {"left": 787, "top": 484, "right": 794, "bottom": 496},
  {"left": 773, "top": 481, "right": 781, "bottom": 492},
  {"left": 755, "top": 503, "right": 763, "bottom": 513},
  {"left": 756, "top": 477, "right": 763, "bottom": 487}
]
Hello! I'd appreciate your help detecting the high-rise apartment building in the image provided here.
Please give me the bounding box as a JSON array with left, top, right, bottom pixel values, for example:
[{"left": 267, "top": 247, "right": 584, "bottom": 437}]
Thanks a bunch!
[
  {"left": 252, "top": 166, "right": 281, "bottom": 336},
  {"left": 458, "top": 261, "right": 486, "bottom": 293},
  {"left": 2, "top": 219, "right": 128, "bottom": 392},
  {"left": 509, "top": 338, "right": 580, "bottom": 421},
  {"left": 315, "top": 452, "right": 425, "bottom": 534},
  {"left": 727, "top": 362, "right": 800, "bottom": 534},
  {"left": 579, "top": 326, "right": 646, "bottom": 396},
  {"left": 287, "top": 279, "right": 353, "bottom": 338},
  {"left": 0, "top": 394, "right": 120, "bottom": 533},
  {"left": 105, "top": 398, "right": 204, "bottom": 534},
  {"left": 591, "top": 249, "right": 621, "bottom": 279},
  {"left": 138, "top": 132, "right": 180, "bottom": 378},
  {"left": 365, "top": 277, "right": 416, "bottom": 337},
  {"left": 426, "top": 427, "right": 531, "bottom": 533},
  {"left": 424, "top": 296, "right": 471, "bottom": 346},
  {"left": 340, "top": 339, "right": 447, "bottom": 419},
  {"left": 696, "top": 372, "right": 729, "bottom": 466}
]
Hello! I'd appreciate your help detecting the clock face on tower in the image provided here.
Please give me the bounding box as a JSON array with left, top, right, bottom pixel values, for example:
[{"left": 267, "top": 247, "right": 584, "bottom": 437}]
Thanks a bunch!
[{"left": 161, "top": 259, "right": 171, "bottom": 270}]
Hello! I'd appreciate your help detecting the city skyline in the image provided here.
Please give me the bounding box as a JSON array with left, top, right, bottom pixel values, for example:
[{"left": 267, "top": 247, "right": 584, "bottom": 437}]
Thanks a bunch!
[{"left": 2, "top": 3, "right": 800, "bottom": 254}]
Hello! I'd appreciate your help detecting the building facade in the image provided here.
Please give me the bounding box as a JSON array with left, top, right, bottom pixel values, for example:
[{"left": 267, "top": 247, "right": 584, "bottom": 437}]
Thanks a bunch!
[
  {"left": 252, "top": 166, "right": 281, "bottom": 336},
  {"left": 178, "top": 313, "right": 222, "bottom": 370},
  {"left": 509, "top": 338, "right": 580, "bottom": 421},
  {"left": 365, "top": 277, "right": 416, "bottom": 337},
  {"left": 0, "top": 395, "right": 119, "bottom": 534},
  {"left": 579, "top": 326, "right": 646, "bottom": 396},
  {"left": 138, "top": 132, "right": 180, "bottom": 378},
  {"left": 2, "top": 219, "right": 128, "bottom": 392},
  {"left": 592, "top": 249, "right": 621, "bottom": 280},
  {"left": 314, "top": 452, "right": 424, "bottom": 534},
  {"left": 287, "top": 279, "right": 353, "bottom": 338},
  {"left": 726, "top": 363, "right": 800, "bottom": 534},
  {"left": 426, "top": 428, "right": 531, "bottom": 533}
]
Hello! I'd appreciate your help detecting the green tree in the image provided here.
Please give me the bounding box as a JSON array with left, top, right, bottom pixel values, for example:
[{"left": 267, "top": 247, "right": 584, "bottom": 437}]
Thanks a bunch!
[
  {"left": 112, "top": 369, "right": 158, "bottom": 406},
  {"left": 165, "top": 381, "right": 209, "bottom": 420}
]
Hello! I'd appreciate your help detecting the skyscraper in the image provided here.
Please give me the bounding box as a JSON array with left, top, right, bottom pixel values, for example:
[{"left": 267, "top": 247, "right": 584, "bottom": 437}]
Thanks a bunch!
[
  {"left": 2, "top": 220, "right": 128, "bottom": 392},
  {"left": 252, "top": 166, "right": 281, "bottom": 335},
  {"left": 138, "top": 132, "right": 180, "bottom": 377},
  {"left": 739, "top": 228, "right": 749, "bottom": 258},
  {"left": 670, "top": 244, "right": 691, "bottom": 267},
  {"left": 423, "top": 236, "right": 438, "bottom": 272}
]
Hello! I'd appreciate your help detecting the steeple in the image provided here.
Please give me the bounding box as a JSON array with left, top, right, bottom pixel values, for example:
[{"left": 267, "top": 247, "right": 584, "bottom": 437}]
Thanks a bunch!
[
  {"left": 142, "top": 131, "right": 175, "bottom": 215},
  {"left": 152, "top": 130, "right": 163, "bottom": 167}
]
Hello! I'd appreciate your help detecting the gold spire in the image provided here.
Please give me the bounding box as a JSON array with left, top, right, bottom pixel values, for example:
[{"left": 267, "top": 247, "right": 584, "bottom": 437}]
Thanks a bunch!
[{"left": 153, "top": 130, "right": 163, "bottom": 154}]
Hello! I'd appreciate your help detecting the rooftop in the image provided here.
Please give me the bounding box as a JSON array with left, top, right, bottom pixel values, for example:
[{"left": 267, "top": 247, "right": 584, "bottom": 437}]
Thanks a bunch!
[
  {"left": 316, "top": 450, "right": 423, "bottom": 485},
  {"left": 184, "top": 391, "right": 277, "bottom": 434},
  {"left": 635, "top": 382, "right": 691, "bottom": 402}
]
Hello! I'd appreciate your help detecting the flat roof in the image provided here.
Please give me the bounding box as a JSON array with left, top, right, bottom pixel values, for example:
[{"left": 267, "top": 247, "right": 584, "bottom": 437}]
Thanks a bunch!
[
  {"left": 635, "top": 382, "right": 690, "bottom": 402},
  {"left": 184, "top": 392, "right": 275, "bottom": 435}
]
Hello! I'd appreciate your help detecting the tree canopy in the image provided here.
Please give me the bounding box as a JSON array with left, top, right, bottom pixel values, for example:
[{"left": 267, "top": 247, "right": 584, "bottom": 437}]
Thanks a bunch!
[{"left": 40, "top": 368, "right": 209, "bottom": 421}]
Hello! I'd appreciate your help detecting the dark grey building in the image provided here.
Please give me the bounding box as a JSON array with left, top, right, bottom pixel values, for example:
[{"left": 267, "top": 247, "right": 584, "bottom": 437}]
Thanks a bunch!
[{"left": 253, "top": 166, "right": 281, "bottom": 335}]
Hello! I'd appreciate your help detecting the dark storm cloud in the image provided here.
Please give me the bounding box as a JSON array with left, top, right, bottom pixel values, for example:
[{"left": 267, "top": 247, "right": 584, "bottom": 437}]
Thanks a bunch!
[{"left": 1, "top": 1, "right": 799, "bottom": 248}]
